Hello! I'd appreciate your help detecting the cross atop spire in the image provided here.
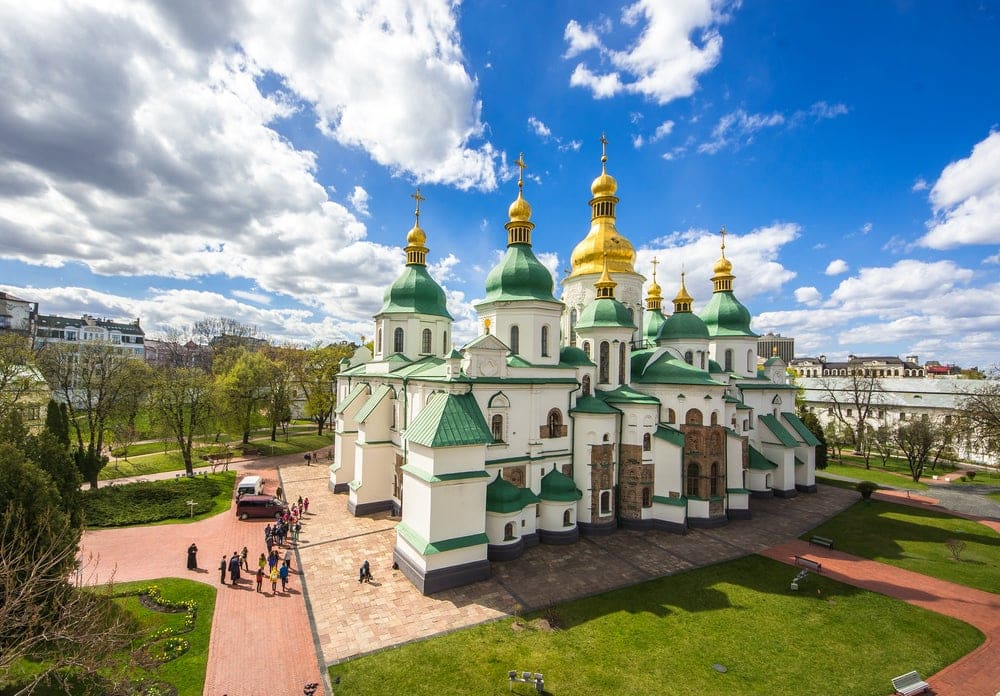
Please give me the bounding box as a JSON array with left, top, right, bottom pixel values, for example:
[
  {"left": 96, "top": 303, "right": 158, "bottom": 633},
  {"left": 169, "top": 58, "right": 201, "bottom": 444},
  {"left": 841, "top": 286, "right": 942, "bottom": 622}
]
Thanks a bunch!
[
  {"left": 411, "top": 188, "right": 425, "bottom": 223},
  {"left": 651, "top": 256, "right": 659, "bottom": 282},
  {"left": 600, "top": 132, "right": 609, "bottom": 171},
  {"left": 720, "top": 225, "right": 727, "bottom": 257},
  {"left": 514, "top": 153, "right": 527, "bottom": 190}
]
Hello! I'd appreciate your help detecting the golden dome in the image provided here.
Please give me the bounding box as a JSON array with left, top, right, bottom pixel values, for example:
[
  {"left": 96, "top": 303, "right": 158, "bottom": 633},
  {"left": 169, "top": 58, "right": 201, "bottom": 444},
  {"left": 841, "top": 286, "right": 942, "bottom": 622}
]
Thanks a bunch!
[
  {"left": 508, "top": 191, "right": 531, "bottom": 222},
  {"left": 713, "top": 255, "right": 732, "bottom": 275},
  {"left": 647, "top": 257, "right": 662, "bottom": 299},
  {"left": 407, "top": 223, "right": 426, "bottom": 246},
  {"left": 570, "top": 228, "right": 636, "bottom": 275},
  {"left": 591, "top": 171, "right": 617, "bottom": 197},
  {"left": 674, "top": 273, "right": 693, "bottom": 304}
]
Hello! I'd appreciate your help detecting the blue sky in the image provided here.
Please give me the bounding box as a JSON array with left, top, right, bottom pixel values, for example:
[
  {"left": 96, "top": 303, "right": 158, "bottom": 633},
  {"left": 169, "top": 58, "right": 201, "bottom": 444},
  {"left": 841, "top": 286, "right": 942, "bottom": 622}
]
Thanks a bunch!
[{"left": 1, "top": 1, "right": 998, "bottom": 367}]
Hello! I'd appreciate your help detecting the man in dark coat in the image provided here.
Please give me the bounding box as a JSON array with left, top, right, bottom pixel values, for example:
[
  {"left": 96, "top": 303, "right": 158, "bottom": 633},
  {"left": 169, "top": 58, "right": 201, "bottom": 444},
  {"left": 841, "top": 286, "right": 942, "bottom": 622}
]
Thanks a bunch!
[
  {"left": 219, "top": 555, "right": 227, "bottom": 584},
  {"left": 228, "top": 552, "right": 241, "bottom": 584},
  {"left": 187, "top": 543, "right": 198, "bottom": 570}
]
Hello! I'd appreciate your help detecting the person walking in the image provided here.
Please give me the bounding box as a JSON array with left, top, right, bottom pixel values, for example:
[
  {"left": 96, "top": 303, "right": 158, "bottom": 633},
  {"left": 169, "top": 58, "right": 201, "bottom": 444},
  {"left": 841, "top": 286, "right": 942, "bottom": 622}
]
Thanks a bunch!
[
  {"left": 187, "top": 543, "right": 198, "bottom": 570},
  {"left": 303, "top": 497, "right": 310, "bottom": 514},
  {"left": 228, "top": 552, "right": 240, "bottom": 584},
  {"left": 255, "top": 566, "right": 264, "bottom": 593},
  {"left": 258, "top": 552, "right": 267, "bottom": 572},
  {"left": 279, "top": 561, "right": 289, "bottom": 592},
  {"left": 283, "top": 547, "right": 293, "bottom": 571},
  {"left": 297, "top": 495, "right": 303, "bottom": 510},
  {"left": 240, "top": 546, "right": 249, "bottom": 572},
  {"left": 219, "top": 555, "right": 227, "bottom": 584},
  {"left": 268, "top": 549, "right": 279, "bottom": 571},
  {"left": 359, "top": 559, "right": 372, "bottom": 583},
  {"left": 292, "top": 521, "right": 301, "bottom": 544},
  {"left": 269, "top": 564, "right": 279, "bottom": 595}
]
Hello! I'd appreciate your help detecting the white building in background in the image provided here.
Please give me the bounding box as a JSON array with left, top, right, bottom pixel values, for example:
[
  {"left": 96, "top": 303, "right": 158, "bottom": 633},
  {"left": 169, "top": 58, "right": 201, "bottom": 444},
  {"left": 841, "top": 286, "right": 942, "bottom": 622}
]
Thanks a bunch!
[
  {"left": 34, "top": 314, "right": 145, "bottom": 358},
  {"left": 331, "top": 146, "right": 818, "bottom": 594}
]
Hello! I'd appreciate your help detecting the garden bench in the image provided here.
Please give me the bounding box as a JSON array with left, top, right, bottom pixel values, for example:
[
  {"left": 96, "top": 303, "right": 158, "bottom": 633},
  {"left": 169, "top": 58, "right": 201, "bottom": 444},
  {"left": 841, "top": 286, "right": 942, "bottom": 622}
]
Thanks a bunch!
[
  {"left": 794, "top": 555, "right": 822, "bottom": 573},
  {"left": 507, "top": 670, "right": 544, "bottom": 693},
  {"left": 809, "top": 535, "right": 834, "bottom": 549},
  {"left": 891, "top": 670, "right": 929, "bottom": 695}
]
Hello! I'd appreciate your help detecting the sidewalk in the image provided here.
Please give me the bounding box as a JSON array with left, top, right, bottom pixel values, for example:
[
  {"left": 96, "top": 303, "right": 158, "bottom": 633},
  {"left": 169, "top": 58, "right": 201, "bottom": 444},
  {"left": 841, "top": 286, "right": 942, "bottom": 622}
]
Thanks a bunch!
[{"left": 759, "top": 540, "right": 1000, "bottom": 696}]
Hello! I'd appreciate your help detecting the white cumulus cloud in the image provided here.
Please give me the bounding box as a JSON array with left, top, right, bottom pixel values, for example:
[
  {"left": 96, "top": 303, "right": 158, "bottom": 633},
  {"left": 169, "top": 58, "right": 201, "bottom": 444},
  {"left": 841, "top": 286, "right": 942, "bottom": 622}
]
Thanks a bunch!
[
  {"left": 794, "top": 287, "right": 822, "bottom": 306},
  {"left": 825, "top": 259, "right": 849, "bottom": 275},
  {"left": 348, "top": 185, "right": 371, "bottom": 217}
]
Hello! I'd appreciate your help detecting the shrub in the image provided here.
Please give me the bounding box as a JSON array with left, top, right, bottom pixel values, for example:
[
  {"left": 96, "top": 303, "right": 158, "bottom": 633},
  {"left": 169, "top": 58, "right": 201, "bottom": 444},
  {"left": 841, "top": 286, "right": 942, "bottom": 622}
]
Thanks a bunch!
[
  {"left": 856, "top": 480, "right": 879, "bottom": 500},
  {"left": 967, "top": 470, "right": 977, "bottom": 481},
  {"left": 82, "top": 475, "right": 230, "bottom": 527}
]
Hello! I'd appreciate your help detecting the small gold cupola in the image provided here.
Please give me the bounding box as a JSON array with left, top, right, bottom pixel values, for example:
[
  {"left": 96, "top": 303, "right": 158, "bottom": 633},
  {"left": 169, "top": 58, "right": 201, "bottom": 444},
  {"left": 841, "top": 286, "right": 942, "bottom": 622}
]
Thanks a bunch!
[
  {"left": 711, "top": 226, "right": 735, "bottom": 293},
  {"left": 506, "top": 153, "right": 534, "bottom": 245},
  {"left": 568, "top": 134, "right": 637, "bottom": 277},
  {"left": 646, "top": 256, "right": 663, "bottom": 311},
  {"left": 594, "top": 253, "right": 617, "bottom": 299},
  {"left": 405, "top": 188, "right": 428, "bottom": 266},
  {"left": 673, "top": 270, "right": 694, "bottom": 313}
]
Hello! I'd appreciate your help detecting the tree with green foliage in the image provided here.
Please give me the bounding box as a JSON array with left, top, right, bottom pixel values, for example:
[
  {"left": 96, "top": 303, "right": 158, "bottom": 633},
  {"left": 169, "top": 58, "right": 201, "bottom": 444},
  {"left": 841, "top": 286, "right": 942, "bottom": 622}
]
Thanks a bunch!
[
  {"left": 214, "top": 348, "right": 271, "bottom": 444},
  {"left": 285, "top": 343, "right": 354, "bottom": 436},
  {"left": 0, "top": 333, "right": 40, "bottom": 421},
  {"left": 893, "top": 417, "right": 946, "bottom": 482},
  {"left": 150, "top": 368, "right": 217, "bottom": 475},
  {"left": 796, "top": 408, "right": 827, "bottom": 469},
  {"left": 872, "top": 424, "right": 893, "bottom": 467},
  {"left": 261, "top": 349, "right": 293, "bottom": 441},
  {"left": 44, "top": 399, "right": 71, "bottom": 448}
]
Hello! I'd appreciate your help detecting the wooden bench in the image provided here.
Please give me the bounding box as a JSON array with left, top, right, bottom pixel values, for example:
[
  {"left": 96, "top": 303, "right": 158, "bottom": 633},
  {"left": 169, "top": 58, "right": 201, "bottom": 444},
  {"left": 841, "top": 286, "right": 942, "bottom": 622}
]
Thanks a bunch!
[
  {"left": 794, "top": 555, "right": 822, "bottom": 573},
  {"left": 508, "top": 670, "right": 544, "bottom": 693},
  {"left": 891, "top": 670, "right": 929, "bottom": 695},
  {"left": 809, "top": 535, "right": 834, "bottom": 549}
]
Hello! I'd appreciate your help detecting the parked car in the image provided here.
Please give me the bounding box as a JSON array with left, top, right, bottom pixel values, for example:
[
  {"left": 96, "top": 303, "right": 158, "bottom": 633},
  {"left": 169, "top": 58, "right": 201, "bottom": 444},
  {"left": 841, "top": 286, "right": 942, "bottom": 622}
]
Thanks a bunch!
[
  {"left": 235, "top": 495, "right": 288, "bottom": 520},
  {"left": 235, "top": 475, "right": 264, "bottom": 497}
]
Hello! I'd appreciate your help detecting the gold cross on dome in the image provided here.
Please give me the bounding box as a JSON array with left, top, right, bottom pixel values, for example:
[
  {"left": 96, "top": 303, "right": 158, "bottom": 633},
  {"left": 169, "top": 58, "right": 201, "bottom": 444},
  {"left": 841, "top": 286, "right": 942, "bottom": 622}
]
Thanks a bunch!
[
  {"left": 600, "top": 133, "right": 609, "bottom": 167},
  {"left": 720, "top": 225, "right": 727, "bottom": 255},
  {"left": 411, "top": 188, "right": 425, "bottom": 221},
  {"left": 651, "top": 256, "right": 659, "bottom": 280},
  {"left": 514, "top": 153, "right": 527, "bottom": 186}
]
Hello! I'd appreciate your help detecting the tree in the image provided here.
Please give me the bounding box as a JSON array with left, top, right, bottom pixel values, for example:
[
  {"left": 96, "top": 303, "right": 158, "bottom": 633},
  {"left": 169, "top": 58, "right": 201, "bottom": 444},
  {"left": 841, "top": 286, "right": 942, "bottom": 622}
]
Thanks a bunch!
[
  {"left": 958, "top": 378, "right": 1000, "bottom": 462},
  {"left": 44, "top": 400, "right": 71, "bottom": 449},
  {"left": 817, "top": 370, "right": 884, "bottom": 468},
  {"left": 893, "top": 417, "right": 947, "bottom": 482},
  {"left": 150, "top": 368, "right": 216, "bottom": 475},
  {"left": 0, "top": 333, "right": 38, "bottom": 421},
  {"left": 214, "top": 348, "right": 271, "bottom": 444},
  {"left": 285, "top": 344, "right": 354, "bottom": 436},
  {"left": 796, "top": 408, "right": 827, "bottom": 469},
  {"left": 36, "top": 342, "right": 149, "bottom": 487},
  {"left": 260, "top": 351, "right": 292, "bottom": 441},
  {"left": 872, "top": 424, "right": 893, "bottom": 467}
]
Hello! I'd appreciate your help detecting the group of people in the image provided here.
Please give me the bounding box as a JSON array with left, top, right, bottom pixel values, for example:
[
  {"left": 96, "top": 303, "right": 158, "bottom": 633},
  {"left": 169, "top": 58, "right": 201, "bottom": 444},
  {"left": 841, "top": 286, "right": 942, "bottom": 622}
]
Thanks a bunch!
[{"left": 256, "top": 548, "right": 291, "bottom": 594}]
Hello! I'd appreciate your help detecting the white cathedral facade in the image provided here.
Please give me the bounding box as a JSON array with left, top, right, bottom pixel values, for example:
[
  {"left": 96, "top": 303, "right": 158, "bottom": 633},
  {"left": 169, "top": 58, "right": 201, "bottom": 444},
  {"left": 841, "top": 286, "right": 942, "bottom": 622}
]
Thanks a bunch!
[{"left": 330, "top": 148, "right": 818, "bottom": 594}]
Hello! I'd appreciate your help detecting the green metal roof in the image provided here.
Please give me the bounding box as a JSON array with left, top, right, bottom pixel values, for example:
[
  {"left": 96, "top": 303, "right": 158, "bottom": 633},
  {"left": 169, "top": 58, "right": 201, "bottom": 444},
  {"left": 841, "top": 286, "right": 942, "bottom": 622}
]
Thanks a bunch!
[
  {"left": 334, "top": 383, "right": 370, "bottom": 415},
  {"left": 759, "top": 414, "right": 800, "bottom": 447},
  {"left": 576, "top": 297, "right": 636, "bottom": 330},
  {"left": 396, "top": 522, "right": 488, "bottom": 555},
  {"left": 631, "top": 350, "right": 723, "bottom": 387},
  {"left": 656, "top": 310, "right": 709, "bottom": 340},
  {"left": 737, "top": 381, "right": 797, "bottom": 390},
  {"left": 708, "top": 359, "right": 724, "bottom": 374},
  {"left": 480, "top": 243, "right": 560, "bottom": 304},
  {"left": 379, "top": 264, "right": 452, "bottom": 319},
  {"left": 539, "top": 466, "right": 582, "bottom": 502},
  {"left": 642, "top": 308, "right": 666, "bottom": 342},
  {"left": 355, "top": 384, "right": 393, "bottom": 424},
  {"left": 598, "top": 384, "right": 660, "bottom": 405},
  {"left": 654, "top": 424, "right": 685, "bottom": 446},
  {"left": 559, "top": 345, "right": 594, "bottom": 367},
  {"left": 486, "top": 472, "right": 537, "bottom": 513},
  {"left": 652, "top": 494, "right": 687, "bottom": 506},
  {"left": 507, "top": 354, "right": 533, "bottom": 368},
  {"left": 570, "top": 395, "right": 620, "bottom": 415},
  {"left": 782, "top": 412, "right": 821, "bottom": 447},
  {"left": 405, "top": 392, "right": 493, "bottom": 448},
  {"left": 699, "top": 291, "right": 756, "bottom": 337},
  {"left": 748, "top": 445, "right": 778, "bottom": 470}
]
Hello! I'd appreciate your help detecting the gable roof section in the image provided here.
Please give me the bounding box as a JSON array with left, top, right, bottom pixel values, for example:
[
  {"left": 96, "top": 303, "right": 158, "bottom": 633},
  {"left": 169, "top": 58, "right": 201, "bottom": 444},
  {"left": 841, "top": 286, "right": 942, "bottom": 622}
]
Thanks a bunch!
[
  {"left": 570, "top": 395, "right": 620, "bottom": 415},
  {"left": 406, "top": 392, "right": 493, "bottom": 448},
  {"left": 463, "top": 333, "right": 509, "bottom": 352},
  {"left": 759, "top": 414, "right": 801, "bottom": 448},
  {"left": 335, "top": 383, "right": 370, "bottom": 415},
  {"left": 598, "top": 384, "right": 660, "bottom": 405},
  {"left": 781, "top": 412, "right": 821, "bottom": 447},
  {"left": 355, "top": 384, "right": 393, "bottom": 424},
  {"left": 653, "top": 424, "right": 685, "bottom": 447},
  {"left": 748, "top": 445, "right": 778, "bottom": 469}
]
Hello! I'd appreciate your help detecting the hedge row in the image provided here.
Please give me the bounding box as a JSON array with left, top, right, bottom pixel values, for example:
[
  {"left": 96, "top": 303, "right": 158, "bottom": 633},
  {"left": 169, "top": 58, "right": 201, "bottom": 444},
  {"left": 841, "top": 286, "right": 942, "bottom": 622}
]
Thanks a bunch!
[{"left": 82, "top": 474, "right": 233, "bottom": 527}]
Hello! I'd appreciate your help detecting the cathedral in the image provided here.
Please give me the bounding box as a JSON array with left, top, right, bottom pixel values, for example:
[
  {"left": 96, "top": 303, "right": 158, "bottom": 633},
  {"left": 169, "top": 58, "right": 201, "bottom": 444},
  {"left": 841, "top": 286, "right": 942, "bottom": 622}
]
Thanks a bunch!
[{"left": 330, "top": 144, "right": 819, "bottom": 594}]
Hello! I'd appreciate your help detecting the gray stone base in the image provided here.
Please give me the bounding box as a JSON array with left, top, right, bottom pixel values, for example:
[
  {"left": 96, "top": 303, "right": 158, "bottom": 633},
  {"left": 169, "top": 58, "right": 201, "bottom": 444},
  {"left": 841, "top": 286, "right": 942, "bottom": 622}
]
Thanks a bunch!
[
  {"left": 796, "top": 483, "right": 818, "bottom": 493},
  {"left": 578, "top": 520, "right": 616, "bottom": 536},
  {"left": 348, "top": 499, "right": 394, "bottom": 516},
  {"left": 687, "top": 515, "right": 729, "bottom": 529},
  {"left": 522, "top": 532, "right": 539, "bottom": 548},
  {"left": 393, "top": 550, "right": 491, "bottom": 595},
  {"left": 620, "top": 517, "right": 654, "bottom": 531},
  {"left": 330, "top": 481, "right": 349, "bottom": 494},
  {"left": 488, "top": 538, "right": 524, "bottom": 562},
  {"left": 772, "top": 488, "right": 798, "bottom": 499},
  {"left": 749, "top": 489, "right": 774, "bottom": 499},
  {"left": 539, "top": 526, "right": 579, "bottom": 544},
  {"left": 651, "top": 518, "right": 689, "bottom": 534},
  {"left": 727, "top": 508, "right": 752, "bottom": 520}
]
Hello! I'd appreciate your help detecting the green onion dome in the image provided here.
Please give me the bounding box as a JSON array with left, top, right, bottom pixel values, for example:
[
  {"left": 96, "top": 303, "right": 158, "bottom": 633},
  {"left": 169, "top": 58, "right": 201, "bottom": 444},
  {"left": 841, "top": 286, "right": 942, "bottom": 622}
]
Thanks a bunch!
[
  {"left": 380, "top": 265, "right": 452, "bottom": 318},
  {"left": 540, "top": 466, "right": 582, "bottom": 502}
]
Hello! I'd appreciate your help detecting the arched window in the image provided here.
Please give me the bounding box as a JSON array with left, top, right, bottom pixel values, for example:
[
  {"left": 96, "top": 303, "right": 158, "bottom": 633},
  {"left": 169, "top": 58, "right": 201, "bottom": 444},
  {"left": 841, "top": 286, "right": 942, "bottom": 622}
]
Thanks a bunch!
[
  {"left": 642, "top": 487, "right": 651, "bottom": 508},
  {"left": 510, "top": 326, "right": 519, "bottom": 355},
  {"left": 443, "top": 331, "right": 448, "bottom": 352},
  {"left": 582, "top": 341, "right": 590, "bottom": 358},
  {"left": 700, "top": 352, "right": 705, "bottom": 369},
  {"left": 581, "top": 374, "right": 591, "bottom": 397},
  {"left": 667, "top": 408, "right": 676, "bottom": 424},
  {"left": 710, "top": 462, "right": 719, "bottom": 496},
  {"left": 491, "top": 414, "right": 504, "bottom": 442},
  {"left": 541, "top": 325, "right": 549, "bottom": 357},
  {"left": 687, "top": 463, "right": 700, "bottom": 497},
  {"left": 547, "top": 408, "right": 563, "bottom": 438},
  {"left": 376, "top": 327, "right": 382, "bottom": 354},
  {"left": 684, "top": 350, "right": 693, "bottom": 365},
  {"left": 563, "top": 509, "right": 572, "bottom": 527},
  {"left": 421, "top": 328, "right": 432, "bottom": 354},
  {"left": 747, "top": 349, "right": 754, "bottom": 372},
  {"left": 724, "top": 349, "right": 733, "bottom": 372},
  {"left": 504, "top": 522, "right": 515, "bottom": 540},
  {"left": 685, "top": 409, "right": 703, "bottom": 425},
  {"left": 599, "top": 342, "right": 610, "bottom": 383},
  {"left": 710, "top": 411, "right": 718, "bottom": 426},
  {"left": 643, "top": 432, "right": 651, "bottom": 451},
  {"left": 599, "top": 491, "right": 611, "bottom": 514},
  {"left": 618, "top": 341, "right": 626, "bottom": 384},
  {"left": 569, "top": 309, "right": 578, "bottom": 346},
  {"left": 393, "top": 327, "right": 404, "bottom": 353}
]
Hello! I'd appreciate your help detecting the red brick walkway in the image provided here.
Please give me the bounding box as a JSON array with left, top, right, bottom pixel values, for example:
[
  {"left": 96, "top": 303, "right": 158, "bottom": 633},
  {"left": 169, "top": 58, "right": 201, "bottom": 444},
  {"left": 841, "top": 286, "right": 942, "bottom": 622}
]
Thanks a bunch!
[
  {"left": 79, "top": 461, "right": 325, "bottom": 696},
  {"left": 759, "top": 540, "right": 1000, "bottom": 696}
]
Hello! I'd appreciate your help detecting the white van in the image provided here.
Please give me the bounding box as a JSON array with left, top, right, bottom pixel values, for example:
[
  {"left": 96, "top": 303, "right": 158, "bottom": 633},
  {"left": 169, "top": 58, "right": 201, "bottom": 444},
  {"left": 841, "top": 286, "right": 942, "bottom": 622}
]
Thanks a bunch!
[{"left": 235, "top": 475, "right": 264, "bottom": 497}]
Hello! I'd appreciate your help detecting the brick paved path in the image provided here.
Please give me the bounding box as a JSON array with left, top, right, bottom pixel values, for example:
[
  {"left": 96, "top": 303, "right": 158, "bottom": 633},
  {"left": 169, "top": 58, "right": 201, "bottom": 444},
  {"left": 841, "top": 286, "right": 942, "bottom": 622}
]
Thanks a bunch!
[
  {"left": 80, "top": 459, "right": 326, "bottom": 696},
  {"left": 759, "top": 539, "right": 1000, "bottom": 696}
]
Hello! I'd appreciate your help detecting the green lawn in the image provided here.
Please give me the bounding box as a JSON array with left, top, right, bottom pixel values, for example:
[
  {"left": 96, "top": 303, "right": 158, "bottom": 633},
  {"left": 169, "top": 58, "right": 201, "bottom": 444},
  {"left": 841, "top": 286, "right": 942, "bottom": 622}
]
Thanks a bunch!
[
  {"left": 837, "top": 452, "right": 957, "bottom": 475},
  {"left": 820, "top": 462, "right": 929, "bottom": 490},
  {"left": 805, "top": 500, "right": 1000, "bottom": 593},
  {"left": 330, "top": 555, "right": 981, "bottom": 696}
]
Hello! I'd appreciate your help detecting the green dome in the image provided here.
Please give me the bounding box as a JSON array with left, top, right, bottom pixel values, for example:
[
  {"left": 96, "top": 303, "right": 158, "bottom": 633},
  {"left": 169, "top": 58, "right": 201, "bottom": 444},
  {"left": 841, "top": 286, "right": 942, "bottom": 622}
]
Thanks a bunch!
[
  {"left": 559, "top": 345, "right": 594, "bottom": 366},
  {"left": 482, "top": 244, "right": 558, "bottom": 303},
  {"left": 699, "top": 291, "right": 756, "bottom": 337},
  {"left": 708, "top": 359, "right": 724, "bottom": 374},
  {"left": 642, "top": 308, "right": 666, "bottom": 343},
  {"left": 656, "top": 310, "right": 709, "bottom": 341},
  {"left": 486, "top": 472, "right": 524, "bottom": 513},
  {"left": 540, "top": 466, "right": 582, "bottom": 502},
  {"left": 380, "top": 265, "right": 452, "bottom": 319},
  {"left": 576, "top": 298, "right": 636, "bottom": 331}
]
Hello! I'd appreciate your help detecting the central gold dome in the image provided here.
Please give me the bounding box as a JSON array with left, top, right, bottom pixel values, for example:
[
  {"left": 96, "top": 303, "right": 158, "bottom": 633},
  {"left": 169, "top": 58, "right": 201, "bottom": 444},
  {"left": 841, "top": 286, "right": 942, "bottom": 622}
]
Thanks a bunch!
[{"left": 570, "top": 226, "right": 636, "bottom": 276}]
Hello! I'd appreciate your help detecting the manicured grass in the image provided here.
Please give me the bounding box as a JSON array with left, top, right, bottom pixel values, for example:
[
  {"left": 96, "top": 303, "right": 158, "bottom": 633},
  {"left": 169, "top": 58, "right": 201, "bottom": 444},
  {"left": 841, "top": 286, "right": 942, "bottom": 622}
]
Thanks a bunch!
[
  {"left": 805, "top": 500, "right": 1000, "bottom": 593},
  {"left": 820, "top": 462, "right": 929, "bottom": 490},
  {"left": 329, "top": 555, "right": 981, "bottom": 696},
  {"left": 989, "top": 491, "right": 1000, "bottom": 504},
  {"left": 83, "top": 472, "right": 236, "bottom": 527}
]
